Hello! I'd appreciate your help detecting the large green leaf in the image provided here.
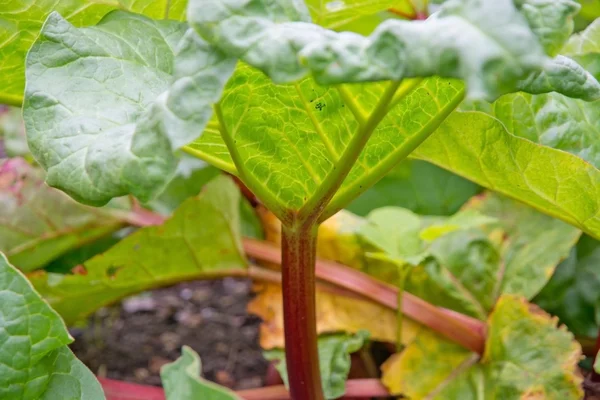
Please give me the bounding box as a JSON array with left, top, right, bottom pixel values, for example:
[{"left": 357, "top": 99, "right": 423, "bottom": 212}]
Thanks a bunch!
[
  {"left": 0, "top": 253, "right": 104, "bottom": 400},
  {"left": 0, "top": 158, "right": 127, "bottom": 272},
  {"left": 189, "top": 0, "right": 592, "bottom": 101},
  {"left": 30, "top": 176, "right": 247, "bottom": 324},
  {"left": 23, "top": 11, "right": 235, "bottom": 205},
  {"left": 264, "top": 331, "right": 369, "bottom": 400},
  {"left": 161, "top": 346, "right": 240, "bottom": 400},
  {"left": 535, "top": 234, "right": 600, "bottom": 338},
  {"left": 357, "top": 193, "right": 580, "bottom": 319},
  {"left": 0, "top": 0, "right": 187, "bottom": 106},
  {"left": 413, "top": 110, "right": 600, "bottom": 239},
  {"left": 181, "top": 0, "right": 599, "bottom": 224},
  {"left": 381, "top": 295, "right": 582, "bottom": 399},
  {"left": 187, "top": 65, "right": 465, "bottom": 219},
  {"left": 346, "top": 160, "right": 481, "bottom": 216}
]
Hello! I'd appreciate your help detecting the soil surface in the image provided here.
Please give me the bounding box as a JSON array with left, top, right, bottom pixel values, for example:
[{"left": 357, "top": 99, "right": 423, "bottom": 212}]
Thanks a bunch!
[{"left": 70, "top": 278, "right": 269, "bottom": 390}]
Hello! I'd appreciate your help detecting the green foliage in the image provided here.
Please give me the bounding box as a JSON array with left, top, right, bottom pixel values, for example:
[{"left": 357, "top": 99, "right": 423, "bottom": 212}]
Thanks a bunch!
[
  {"left": 382, "top": 295, "right": 582, "bottom": 399},
  {"left": 0, "top": 158, "right": 127, "bottom": 272},
  {"left": 188, "top": 67, "right": 464, "bottom": 221},
  {"left": 413, "top": 111, "right": 600, "bottom": 240},
  {"left": 0, "top": 0, "right": 188, "bottom": 106},
  {"left": 188, "top": 0, "right": 591, "bottom": 100},
  {"left": 30, "top": 176, "right": 247, "bottom": 324},
  {"left": 161, "top": 346, "right": 240, "bottom": 400},
  {"left": 358, "top": 193, "right": 580, "bottom": 319},
  {"left": 0, "top": 253, "right": 104, "bottom": 400},
  {"left": 346, "top": 160, "right": 481, "bottom": 216},
  {"left": 23, "top": 11, "right": 235, "bottom": 205},
  {"left": 265, "top": 331, "right": 369, "bottom": 399},
  {"left": 535, "top": 234, "right": 600, "bottom": 338}
]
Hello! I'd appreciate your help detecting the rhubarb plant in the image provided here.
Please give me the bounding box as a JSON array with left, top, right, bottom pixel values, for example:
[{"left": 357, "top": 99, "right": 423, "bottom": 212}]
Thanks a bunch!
[{"left": 1, "top": 0, "right": 598, "bottom": 399}]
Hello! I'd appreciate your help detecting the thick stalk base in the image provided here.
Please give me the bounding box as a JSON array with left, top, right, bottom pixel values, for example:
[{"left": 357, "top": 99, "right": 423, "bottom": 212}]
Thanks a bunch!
[{"left": 281, "top": 224, "right": 325, "bottom": 400}]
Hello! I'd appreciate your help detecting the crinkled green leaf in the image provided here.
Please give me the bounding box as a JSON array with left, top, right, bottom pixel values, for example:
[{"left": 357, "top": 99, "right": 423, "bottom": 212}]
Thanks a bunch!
[
  {"left": 24, "top": 11, "right": 235, "bottom": 205},
  {"left": 346, "top": 160, "right": 481, "bottom": 216},
  {"left": 382, "top": 295, "right": 582, "bottom": 399},
  {"left": 264, "top": 331, "right": 369, "bottom": 400},
  {"left": 563, "top": 18, "right": 600, "bottom": 78},
  {"left": 0, "top": 0, "right": 188, "bottom": 106},
  {"left": 161, "top": 346, "right": 240, "bottom": 400},
  {"left": 30, "top": 176, "right": 247, "bottom": 324},
  {"left": 516, "top": 55, "right": 600, "bottom": 101},
  {"left": 535, "top": 234, "right": 600, "bottom": 338},
  {"left": 516, "top": 0, "right": 581, "bottom": 55},
  {"left": 357, "top": 193, "right": 580, "bottom": 319},
  {"left": 413, "top": 111, "right": 600, "bottom": 240},
  {"left": 0, "top": 106, "right": 29, "bottom": 157},
  {"left": 0, "top": 253, "right": 104, "bottom": 400},
  {"left": 0, "top": 158, "right": 126, "bottom": 272},
  {"left": 188, "top": 0, "right": 584, "bottom": 101}
]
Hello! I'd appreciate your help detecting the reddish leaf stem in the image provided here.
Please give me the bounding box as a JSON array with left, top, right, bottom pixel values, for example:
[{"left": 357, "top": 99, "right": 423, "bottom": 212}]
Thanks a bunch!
[
  {"left": 280, "top": 223, "right": 324, "bottom": 400},
  {"left": 99, "top": 378, "right": 391, "bottom": 400},
  {"left": 243, "top": 238, "right": 486, "bottom": 354}
]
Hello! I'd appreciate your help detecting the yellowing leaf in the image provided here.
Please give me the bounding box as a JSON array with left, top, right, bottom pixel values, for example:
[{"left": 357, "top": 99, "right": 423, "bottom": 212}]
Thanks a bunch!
[
  {"left": 382, "top": 295, "right": 583, "bottom": 400},
  {"left": 30, "top": 176, "right": 247, "bottom": 324},
  {"left": 247, "top": 281, "right": 419, "bottom": 349}
]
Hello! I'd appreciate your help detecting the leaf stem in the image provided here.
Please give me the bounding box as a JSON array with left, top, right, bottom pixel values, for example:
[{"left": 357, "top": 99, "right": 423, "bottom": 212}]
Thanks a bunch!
[
  {"left": 280, "top": 222, "right": 324, "bottom": 400},
  {"left": 298, "top": 80, "right": 403, "bottom": 225},
  {"left": 243, "top": 238, "right": 486, "bottom": 354}
]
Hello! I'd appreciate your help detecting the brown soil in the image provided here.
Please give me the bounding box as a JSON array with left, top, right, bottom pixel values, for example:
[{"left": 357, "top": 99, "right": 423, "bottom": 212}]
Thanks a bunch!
[{"left": 70, "top": 279, "right": 269, "bottom": 390}]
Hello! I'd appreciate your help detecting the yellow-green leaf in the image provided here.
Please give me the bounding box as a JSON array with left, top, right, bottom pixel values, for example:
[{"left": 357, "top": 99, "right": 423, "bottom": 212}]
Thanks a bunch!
[
  {"left": 30, "top": 176, "right": 247, "bottom": 324},
  {"left": 382, "top": 295, "right": 582, "bottom": 399}
]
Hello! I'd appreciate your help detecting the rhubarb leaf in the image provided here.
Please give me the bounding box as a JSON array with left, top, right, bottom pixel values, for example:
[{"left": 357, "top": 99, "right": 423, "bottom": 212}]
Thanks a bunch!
[
  {"left": 381, "top": 295, "right": 582, "bottom": 399},
  {"left": 24, "top": 11, "right": 235, "bottom": 205},
  {"left": 0, "top": 0, "right": 188, "bottom": 106},
  {"left": 264, "top": 331, "right": 369, "bottom": 400},
  {"left": 413, "top": 110, "right": 600, "bottom": 240},
  {"left": 0, "top": 253, "right": 104, "bottom": 400},
  {"left": 0, "top": 158, "right": 126, "bottom": 272},
  {"left": 187, "top": 65, "right": 464, "bottom": 218},
  {"left": 188, "top": 0, "right": 584, "bottom": 100},
  {"left": 161, "top": 346, "right": 240, "bottom": 400},
  {"left": 357, "top": 193, "right": 580, "bottom": 319},
  {"left": 30, "top": 176, "right": 247, "bottom": 324}
]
